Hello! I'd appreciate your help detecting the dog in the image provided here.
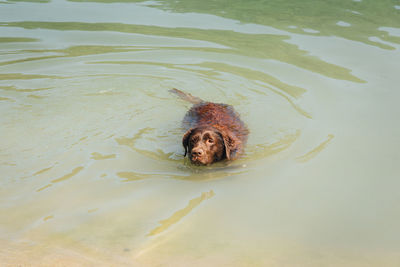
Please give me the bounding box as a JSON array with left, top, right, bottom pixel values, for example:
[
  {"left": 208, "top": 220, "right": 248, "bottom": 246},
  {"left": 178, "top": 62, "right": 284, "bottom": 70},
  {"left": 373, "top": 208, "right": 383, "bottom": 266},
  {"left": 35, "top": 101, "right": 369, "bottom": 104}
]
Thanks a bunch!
[{"left": 170, "top": 88, "right": 248, "bottom": 165}]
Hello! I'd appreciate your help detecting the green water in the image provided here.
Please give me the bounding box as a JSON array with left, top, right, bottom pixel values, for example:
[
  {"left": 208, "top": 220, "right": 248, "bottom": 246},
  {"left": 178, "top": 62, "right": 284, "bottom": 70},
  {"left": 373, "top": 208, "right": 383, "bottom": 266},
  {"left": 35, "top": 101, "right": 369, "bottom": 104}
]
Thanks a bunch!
[{"left": 1, "top": 0, "right": 399, "bottom": 265}]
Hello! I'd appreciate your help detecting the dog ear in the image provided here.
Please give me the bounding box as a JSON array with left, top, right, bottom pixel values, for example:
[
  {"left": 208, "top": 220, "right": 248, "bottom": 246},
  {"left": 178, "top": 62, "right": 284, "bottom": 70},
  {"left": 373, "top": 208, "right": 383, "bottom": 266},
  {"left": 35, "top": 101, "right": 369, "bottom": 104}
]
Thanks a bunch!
[
  {"left": 182, "top": 128, "right": 193, "bottom": 157},
  {"left": 221, "top": 132, "right": 240, "bottom": 160}
]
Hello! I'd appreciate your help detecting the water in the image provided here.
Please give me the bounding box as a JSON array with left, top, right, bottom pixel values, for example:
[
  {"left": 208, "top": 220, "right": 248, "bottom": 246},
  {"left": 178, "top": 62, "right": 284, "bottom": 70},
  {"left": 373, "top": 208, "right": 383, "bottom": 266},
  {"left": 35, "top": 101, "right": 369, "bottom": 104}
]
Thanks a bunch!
[{"left": 1, "top": 0, "right": 399, "bottom": 265}]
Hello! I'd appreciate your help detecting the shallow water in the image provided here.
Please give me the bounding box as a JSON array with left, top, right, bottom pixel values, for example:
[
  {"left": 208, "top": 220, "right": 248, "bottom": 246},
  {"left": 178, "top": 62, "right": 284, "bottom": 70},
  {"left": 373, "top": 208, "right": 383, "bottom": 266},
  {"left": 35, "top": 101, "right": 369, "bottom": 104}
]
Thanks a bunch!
[{"left": 1, "top": 0, "right": 400, "bottom": 265}]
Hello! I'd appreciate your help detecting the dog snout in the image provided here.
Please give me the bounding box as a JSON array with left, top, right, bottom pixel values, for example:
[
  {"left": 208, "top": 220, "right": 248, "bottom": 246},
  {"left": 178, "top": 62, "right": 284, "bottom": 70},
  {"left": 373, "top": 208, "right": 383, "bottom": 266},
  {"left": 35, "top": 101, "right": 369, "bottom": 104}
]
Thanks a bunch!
[{"left": 191, "top": 148, "right": 203, "bottom": 157}]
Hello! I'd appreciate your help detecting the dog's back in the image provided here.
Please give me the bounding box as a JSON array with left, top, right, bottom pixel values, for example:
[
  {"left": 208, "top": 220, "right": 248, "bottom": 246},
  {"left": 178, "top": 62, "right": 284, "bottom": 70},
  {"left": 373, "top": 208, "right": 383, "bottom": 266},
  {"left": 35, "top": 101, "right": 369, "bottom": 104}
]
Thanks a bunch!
[{"left": 184, "top": 102, "right": 248, "bottom": 140}]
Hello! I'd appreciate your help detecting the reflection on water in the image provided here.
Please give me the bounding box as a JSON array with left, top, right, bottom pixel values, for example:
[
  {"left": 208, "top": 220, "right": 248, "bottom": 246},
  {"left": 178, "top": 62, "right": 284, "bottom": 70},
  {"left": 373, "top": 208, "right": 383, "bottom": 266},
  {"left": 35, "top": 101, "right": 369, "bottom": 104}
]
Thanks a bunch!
[
  {"left": 116, "top": 127, "right": 180, "bottom": 162},
  {"left": 159, "top": 0, "right": 400, "bottom": 50},
  {"left": 247, "top": 130, "right": 301, "bottom": 160},
  {"left": 148, "top": 190, "right": 215, "bottom": 236},
  {"left": 0, "top": 21, "right": 365, "bottom": 83},
  {"left": 0, "top": 85, "right": 52, "bottom": 92},
  {"left": 51, "top": 166, "right": 84, "bottom": 183},
  {"left": 117, "top": 163, "right": 248, "bottom": 182},
  {"left": 297, "top": 134, "right": 335, "bottom": 163},
  {"left": 0, "top": 73, "right": 64, "bottom": 80},
  {"left": 37, "top": 166, "right": 84, "bottom": 192},
  {"left": 0, "top": 96, "right": 14, "bottom": 102},
  {"left": 91, "top": 152, "right": 116, "bottom": 160},
  {"left": 0, "top": 37, "right": 39, "bottom": 43},
  {"left": 1, "top": 0, "right": 400, "bottom": 265}
]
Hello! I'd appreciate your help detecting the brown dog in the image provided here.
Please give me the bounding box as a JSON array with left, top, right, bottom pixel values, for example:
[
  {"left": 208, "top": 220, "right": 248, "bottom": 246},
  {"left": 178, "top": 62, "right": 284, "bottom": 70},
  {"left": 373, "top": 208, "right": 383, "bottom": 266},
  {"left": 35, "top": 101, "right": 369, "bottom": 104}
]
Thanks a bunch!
[{"left": 170, "top": 88, "right": 248, "bottom": 165}]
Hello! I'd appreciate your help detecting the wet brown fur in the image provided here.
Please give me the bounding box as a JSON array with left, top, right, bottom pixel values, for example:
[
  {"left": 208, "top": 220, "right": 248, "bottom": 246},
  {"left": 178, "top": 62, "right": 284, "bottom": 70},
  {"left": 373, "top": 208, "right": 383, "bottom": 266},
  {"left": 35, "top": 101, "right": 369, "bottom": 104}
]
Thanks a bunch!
[{"left": 170, "top": 88, "right": 248, "bottom": 165}]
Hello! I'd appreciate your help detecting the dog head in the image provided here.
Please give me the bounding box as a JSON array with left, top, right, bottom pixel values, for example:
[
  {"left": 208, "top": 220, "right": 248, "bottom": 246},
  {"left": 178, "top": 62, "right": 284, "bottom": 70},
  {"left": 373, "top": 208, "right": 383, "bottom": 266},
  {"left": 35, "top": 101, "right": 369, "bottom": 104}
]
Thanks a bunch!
[{"left": 182, "top": 126, "right": 240, "bottom": 165}]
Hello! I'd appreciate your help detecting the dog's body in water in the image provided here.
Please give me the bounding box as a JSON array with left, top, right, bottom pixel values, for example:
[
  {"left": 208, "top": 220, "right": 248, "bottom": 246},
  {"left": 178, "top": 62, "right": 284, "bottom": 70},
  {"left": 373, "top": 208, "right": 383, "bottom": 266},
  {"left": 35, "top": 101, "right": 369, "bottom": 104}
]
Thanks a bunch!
[{"left": 170, "top": 88, "right": 248, "bottom": 165}]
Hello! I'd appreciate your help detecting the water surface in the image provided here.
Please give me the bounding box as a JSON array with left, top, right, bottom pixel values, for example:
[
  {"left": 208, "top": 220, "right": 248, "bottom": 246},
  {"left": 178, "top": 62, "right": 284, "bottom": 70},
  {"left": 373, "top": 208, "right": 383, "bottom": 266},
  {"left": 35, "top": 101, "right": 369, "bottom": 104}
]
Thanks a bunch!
[{"left": 1, "top": 0, "right": 400, "bottom": 265}]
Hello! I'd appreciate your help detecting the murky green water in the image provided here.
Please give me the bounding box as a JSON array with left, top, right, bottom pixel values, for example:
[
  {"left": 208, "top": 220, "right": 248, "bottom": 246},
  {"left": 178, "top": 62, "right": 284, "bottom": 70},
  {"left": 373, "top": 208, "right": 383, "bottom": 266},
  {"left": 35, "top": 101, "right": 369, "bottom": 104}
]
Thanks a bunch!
[{"left": 1, "top": 0, "right": 400, "bottom": 265}]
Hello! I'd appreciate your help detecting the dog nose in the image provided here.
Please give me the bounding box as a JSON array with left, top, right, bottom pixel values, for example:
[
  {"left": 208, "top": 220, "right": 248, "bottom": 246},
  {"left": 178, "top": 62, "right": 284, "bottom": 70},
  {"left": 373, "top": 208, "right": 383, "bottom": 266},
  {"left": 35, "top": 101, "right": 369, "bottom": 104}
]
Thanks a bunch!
[{"left": 191, "top": 149, "right": 203, "bottom": 157}]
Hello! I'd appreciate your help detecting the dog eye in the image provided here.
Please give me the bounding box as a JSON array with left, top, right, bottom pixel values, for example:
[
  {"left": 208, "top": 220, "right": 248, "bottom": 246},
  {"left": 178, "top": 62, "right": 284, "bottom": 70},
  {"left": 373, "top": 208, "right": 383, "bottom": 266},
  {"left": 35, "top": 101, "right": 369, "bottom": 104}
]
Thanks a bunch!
[
  {"left": 207, "top": 139, "right": 214, "bottom": 144},
  {"left": 190, "top": 137, "right": 199, "bottom": 144}
]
